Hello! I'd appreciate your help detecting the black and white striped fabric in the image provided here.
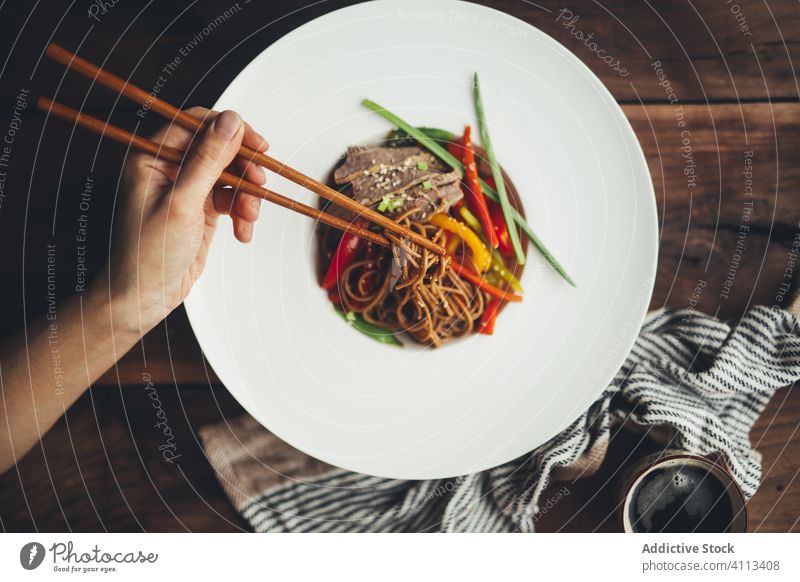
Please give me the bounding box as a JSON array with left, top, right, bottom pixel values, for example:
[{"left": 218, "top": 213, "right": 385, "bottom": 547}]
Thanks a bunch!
[{"left": 205, "top": 306, "right": 800, "bottom": 532}]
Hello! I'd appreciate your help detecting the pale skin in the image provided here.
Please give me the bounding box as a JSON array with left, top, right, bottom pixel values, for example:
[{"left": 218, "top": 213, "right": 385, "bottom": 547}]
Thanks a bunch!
[{"left": 0, "top": 108, "right": 266, "bottom": 475}]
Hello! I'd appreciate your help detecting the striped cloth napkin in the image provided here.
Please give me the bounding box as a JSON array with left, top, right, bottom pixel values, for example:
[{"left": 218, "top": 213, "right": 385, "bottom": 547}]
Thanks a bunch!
[{"left": 200, "top": 302, "right": 800, "bottom": 532}]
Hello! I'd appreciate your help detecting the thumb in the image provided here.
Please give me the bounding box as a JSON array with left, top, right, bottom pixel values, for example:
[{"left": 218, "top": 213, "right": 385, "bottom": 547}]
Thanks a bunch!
[{"left": 173, "top": 110, "right": 244, "bottom": 209}]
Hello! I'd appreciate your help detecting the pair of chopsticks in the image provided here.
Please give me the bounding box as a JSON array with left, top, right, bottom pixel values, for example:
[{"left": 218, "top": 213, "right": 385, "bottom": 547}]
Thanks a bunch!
[{"left": 39, "top": 43, "right": 445, "bottom": 256}]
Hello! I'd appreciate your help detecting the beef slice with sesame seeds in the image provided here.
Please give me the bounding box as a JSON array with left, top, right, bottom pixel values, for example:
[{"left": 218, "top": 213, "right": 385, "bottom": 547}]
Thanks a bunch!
[
  {"left": 333, "top": 146, "right": 441, "bottom": 184},
  {"left": 393, "top": 172, "right": 463, "bottom": 221},
  {"left": 333, "top": 145, "right": 463, "bottom": 221}
]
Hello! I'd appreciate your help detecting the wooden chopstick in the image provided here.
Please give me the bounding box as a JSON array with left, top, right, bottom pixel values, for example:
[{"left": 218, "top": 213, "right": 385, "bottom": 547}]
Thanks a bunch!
[
  {"left": 37, "top": 97, "right": 391, "bottom": 249},
  {"left": 45, "top": 43, "right": 446, "bottom": 257}
]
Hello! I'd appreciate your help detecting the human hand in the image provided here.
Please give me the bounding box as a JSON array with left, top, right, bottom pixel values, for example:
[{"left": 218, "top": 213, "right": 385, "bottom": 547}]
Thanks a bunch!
[{"left": 102, "top": 107, "right": 268, "bottom": 333}]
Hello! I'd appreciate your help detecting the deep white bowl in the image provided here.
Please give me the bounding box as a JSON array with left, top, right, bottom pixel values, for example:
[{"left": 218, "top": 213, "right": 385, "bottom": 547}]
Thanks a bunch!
[{"left": 184, "top": 0, "right": 658, "bottom": 479}]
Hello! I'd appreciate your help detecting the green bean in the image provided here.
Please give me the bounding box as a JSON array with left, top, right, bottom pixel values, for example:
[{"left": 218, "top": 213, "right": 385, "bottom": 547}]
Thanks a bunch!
[{"left": 473, "top": 73, "right": 525, "bottom": 264}]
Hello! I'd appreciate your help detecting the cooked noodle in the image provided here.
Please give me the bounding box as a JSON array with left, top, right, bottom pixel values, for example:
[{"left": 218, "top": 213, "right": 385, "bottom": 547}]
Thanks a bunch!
[{"left": 328, "top": 208, "right": 487, "bottom": 347}]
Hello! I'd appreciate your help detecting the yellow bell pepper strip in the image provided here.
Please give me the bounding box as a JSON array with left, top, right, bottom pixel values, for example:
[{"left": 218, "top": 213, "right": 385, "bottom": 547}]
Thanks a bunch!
[
  {"left": 451, "top": 262, "right": 523, "bottom": 303},
  {"left": 459, "top": 206, "right": 523, "bottom": 293},
  {"left": 490, "top": 251, "right": 523, "bottom": 293},
  {"left": 430, "top": 213, "right": 491, "bottom": 272},
  {"left": 446, "top": 232, "right": 462, "bottom": 255},
  {"left": 458, "top": 205, "right": 482, "bottom": 232},
  {"left": 481, "top": 268, "right": 506, "bottom": 289}
]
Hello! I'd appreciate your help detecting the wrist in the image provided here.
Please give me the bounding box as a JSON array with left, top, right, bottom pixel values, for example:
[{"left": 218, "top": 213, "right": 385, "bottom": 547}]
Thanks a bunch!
[{"left": 85, "top": 271, "right": 155, "bottom": 341}]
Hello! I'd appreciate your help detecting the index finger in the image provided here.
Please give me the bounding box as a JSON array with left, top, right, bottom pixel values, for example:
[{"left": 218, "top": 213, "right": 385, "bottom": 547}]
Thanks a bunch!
[{"left": 145, "top": 106, "right": 269, "bottom": 155}]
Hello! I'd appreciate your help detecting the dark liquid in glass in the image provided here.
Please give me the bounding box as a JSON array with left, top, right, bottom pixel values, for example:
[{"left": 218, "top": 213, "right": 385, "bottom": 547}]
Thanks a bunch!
[{"left": 629, "top": 464, "right": 734, "bottom": 533}]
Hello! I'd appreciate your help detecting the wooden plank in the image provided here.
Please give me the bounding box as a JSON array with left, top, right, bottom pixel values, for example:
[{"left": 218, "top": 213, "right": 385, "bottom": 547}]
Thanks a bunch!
[
  {"left": 0, "top": 0, "right": 798, "bottom": 113},
  {"left": 512, "top": 0, "right": 800, "bottom": 102},
  {"left": 623, "top": 102, "right": 800, "bottom": 319},
  {"left": 0, "top": 386, "right": 246, "bottom": 532},
  {"left": 653, "top": 228, "right": 794, "bottom": 321},
  {"left": 623, "top": 103, "right": 800, "bottom": 229}
]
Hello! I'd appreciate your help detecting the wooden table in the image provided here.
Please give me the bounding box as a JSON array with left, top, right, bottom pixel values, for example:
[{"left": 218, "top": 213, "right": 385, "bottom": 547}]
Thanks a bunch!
[{"left": 1, "top": 0, "right": 798, "bottom": 531}]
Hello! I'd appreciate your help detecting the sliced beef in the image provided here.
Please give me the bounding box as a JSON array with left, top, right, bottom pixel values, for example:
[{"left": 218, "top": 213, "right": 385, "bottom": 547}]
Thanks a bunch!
[
  {"left": 334, "top": 146, "right": 431, "bottom": 184},
  {"left": 391, "top": 171, "right": 462, "bottom": 221},
  {"left": 333, "top": 145, "right": 463, "bottom": 222}
]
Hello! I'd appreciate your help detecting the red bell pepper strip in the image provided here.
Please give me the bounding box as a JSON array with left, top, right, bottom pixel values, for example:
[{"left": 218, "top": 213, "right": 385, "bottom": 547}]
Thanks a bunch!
[
  {"left": 451, "top": 261, "right": 522, "bottom": 303},
  {"left": 483, "top": 177, "right": 513, "bottom": 256},
  {"left": 321, "top": 229, "right": 364, "bottom": 290},
  {"left": 461, "top": 126, "right": 498, "bottom": 249},
  {"left": 447, "top": 140, "right": 464, "bottom": 159},
  {"left": 489, "top": 201, "right": 513, "bottom": 256},
  {"left": 478, "top": 297, "right": 505, "bottom": 335}
]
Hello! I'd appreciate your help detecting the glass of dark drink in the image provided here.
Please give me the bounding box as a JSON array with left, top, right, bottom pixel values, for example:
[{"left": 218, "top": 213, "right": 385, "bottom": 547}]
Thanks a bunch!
[{"left": 620, "top": 452, "right": 747, "bottom": 533}]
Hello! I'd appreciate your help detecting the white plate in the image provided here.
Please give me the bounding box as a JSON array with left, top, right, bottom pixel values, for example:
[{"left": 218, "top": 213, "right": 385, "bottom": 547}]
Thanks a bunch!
[{"left": 184, "top": 0, "right": 657, "bottom": 479}]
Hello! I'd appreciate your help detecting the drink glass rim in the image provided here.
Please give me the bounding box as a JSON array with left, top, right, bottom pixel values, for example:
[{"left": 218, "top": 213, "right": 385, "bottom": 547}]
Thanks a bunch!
[{"left": 620, "top": 452, "right": 748, "bottom": 533}]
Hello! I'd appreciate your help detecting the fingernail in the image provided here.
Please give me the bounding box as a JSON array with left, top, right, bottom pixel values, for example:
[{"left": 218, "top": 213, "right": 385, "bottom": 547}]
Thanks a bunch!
[
  {"left": 213, "top": 110, "right": 242, "bottom": 140},
  {"left": 258, "top": 166, "right": 267, "bottom": 184}
]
